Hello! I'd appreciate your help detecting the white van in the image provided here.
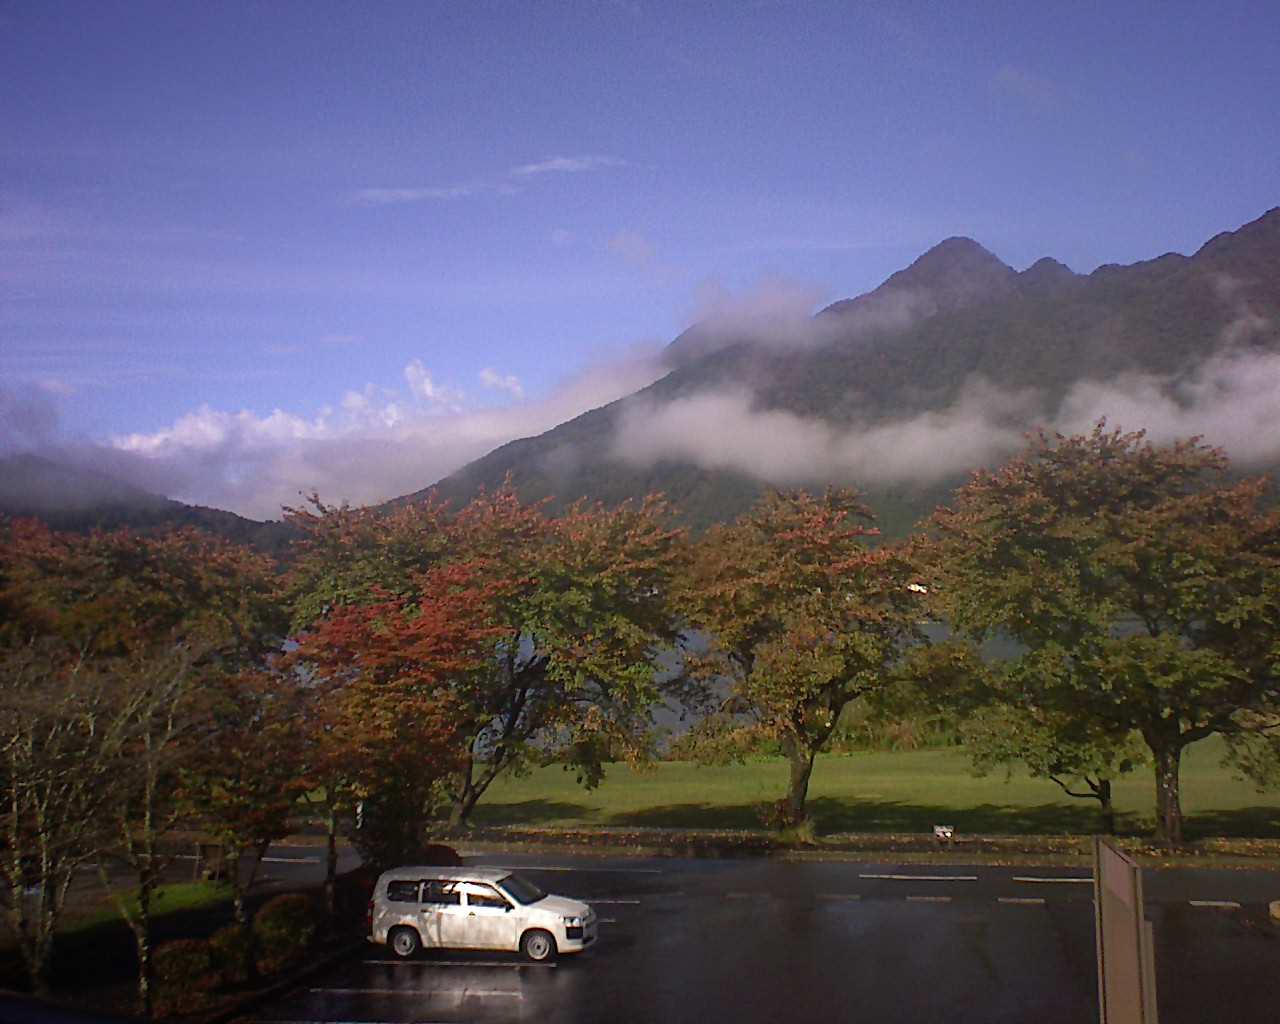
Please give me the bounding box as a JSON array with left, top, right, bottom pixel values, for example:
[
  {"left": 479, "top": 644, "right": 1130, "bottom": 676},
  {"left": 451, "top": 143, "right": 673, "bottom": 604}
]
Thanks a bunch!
[{"left": 367, "top": 866, "right": 597, "bottom": 962}]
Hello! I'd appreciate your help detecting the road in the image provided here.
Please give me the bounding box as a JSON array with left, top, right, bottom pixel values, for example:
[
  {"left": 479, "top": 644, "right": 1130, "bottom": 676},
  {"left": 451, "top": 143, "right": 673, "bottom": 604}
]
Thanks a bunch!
[{"left": 243, "top": 851, "right": 1280, "bottom": 1024}]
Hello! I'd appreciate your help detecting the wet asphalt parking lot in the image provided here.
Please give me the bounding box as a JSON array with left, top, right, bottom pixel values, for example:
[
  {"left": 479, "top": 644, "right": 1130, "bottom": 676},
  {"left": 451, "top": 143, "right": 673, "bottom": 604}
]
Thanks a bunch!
[{"left": 242, "top": 850, "right": 1280, "bottom": 1024}]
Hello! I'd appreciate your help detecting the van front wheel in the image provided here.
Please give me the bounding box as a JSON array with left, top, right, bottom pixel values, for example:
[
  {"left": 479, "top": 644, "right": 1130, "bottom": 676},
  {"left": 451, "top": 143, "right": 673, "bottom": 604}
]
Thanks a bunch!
[
  {"left": 520, "top": 929, "right": 557, "bottom": 962},
  {"left": 389, "top": 926, "right": 420, "bottom": 959}
]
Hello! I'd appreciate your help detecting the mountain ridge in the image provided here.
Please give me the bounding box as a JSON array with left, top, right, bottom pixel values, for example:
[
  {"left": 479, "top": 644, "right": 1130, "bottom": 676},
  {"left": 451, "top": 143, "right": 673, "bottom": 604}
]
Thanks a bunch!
[
  {"left": 424, "top": 206, "right": 1280, "bottom": 533},
  {"left": 7, "top": 208, "right": 1279, "bottom": 540}
]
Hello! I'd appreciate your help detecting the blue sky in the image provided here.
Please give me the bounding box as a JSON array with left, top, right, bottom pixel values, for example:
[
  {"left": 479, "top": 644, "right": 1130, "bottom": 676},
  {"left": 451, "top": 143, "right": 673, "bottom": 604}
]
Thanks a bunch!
[{"left": 3, "top": 1, "right": 1278, "bottom": 517}]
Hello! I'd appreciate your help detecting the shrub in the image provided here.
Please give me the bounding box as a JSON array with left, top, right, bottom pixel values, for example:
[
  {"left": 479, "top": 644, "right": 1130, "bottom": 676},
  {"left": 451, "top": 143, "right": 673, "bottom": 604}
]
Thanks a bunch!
[
  {"left": 253, "top": 893, "right": 316, "bottom": 974},
  {"left": 348, "top": 780, "right": 439, "bottom": 869},
  {"left": 419, "top": 842, "right": 462, "bottom": 866},
  {"left": 333, "top": 863, "right": 380, "bottom": 927},
  {"left": 153, "top": 939, "right": 217, "bottom": 1015},
  {"left": 209, "top": 923, "right": 254, "bottom": 987}
]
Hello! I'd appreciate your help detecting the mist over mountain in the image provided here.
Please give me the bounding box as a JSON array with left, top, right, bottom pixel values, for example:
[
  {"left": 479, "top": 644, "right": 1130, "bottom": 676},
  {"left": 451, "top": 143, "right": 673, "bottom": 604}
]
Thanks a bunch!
[
  {"left": 425, "top": 207, "right": 1280, "bottom": 533},
  {"left": 0, "top": 453, "right": 294, "bottom": 552},
  {"left": 6, "top": 208, "right": 1278, "bottom": 540}
]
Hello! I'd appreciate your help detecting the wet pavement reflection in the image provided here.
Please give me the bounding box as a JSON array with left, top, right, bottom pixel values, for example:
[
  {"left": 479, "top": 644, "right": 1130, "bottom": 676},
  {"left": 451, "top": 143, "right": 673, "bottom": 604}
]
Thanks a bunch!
[{"left": 249, "top": 855, "right": 1280, "bottom": 1024}]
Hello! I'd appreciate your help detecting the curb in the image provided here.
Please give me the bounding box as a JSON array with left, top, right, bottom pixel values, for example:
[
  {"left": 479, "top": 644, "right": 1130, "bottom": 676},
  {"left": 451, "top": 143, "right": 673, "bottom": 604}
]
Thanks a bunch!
[{"left": 442, "top": 827, "right": 1280, "bottom": 870}]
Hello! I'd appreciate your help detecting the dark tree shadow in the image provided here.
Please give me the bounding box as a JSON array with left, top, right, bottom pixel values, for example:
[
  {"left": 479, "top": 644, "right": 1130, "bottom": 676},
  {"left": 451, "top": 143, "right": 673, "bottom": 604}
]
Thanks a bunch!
[
  {"left": 802, "top": 797, "right": 1140, "bottom": 837},
  {"left": 1179, "top": 806, "right": 1280, "bottom": 840},
  {"left": 471, "top": 797, "right": 1280, "bottom": 840},
  {"left": 605, "top": 803, "right": 767, "bottom": 830},
  {"left": 467, "top": 799, "right": 596, "bottom": 826}
]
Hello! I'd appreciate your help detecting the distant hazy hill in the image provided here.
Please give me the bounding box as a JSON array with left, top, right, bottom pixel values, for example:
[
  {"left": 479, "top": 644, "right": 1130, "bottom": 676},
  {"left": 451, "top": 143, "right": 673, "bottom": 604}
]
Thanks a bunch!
[
  {"left": 0, "top": 453, "right": 294, "bottom": 553},
  {"left": 423, "top": 208, "right": 1280, "bottom": 534}
]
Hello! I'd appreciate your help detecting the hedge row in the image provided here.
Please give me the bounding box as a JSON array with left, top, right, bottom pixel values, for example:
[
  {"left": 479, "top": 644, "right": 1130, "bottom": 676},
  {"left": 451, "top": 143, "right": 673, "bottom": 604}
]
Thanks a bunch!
[{"left": 152, "top": 893, "right": 318, "bottom": 1016}]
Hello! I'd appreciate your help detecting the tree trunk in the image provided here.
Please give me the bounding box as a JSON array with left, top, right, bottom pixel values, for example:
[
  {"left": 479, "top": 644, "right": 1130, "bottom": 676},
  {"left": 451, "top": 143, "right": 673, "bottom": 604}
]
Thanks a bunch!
[
  {"left": 449, "top": 755, "right": 477, "bottom": 829},
  {"left": 134, "top": 878, "right": 153, "bottom": 1019},
  {"left": 1098, "top": 778, "right": 1116, "bottom": 836},
  {"left": 781, "top": 737, "right": 816, "bottom": 827},
  {"left": 323, "top": 807, "right": 338, "bottom": 919},
  {"left": 227, "top": 841, "right": 247, "bottom": 927},
  {"left": 1153, "top": 744, "right": 1184, "bottom": 845},
  {"left": 449, "top": 786, "right": 480, "bottom": 829}
]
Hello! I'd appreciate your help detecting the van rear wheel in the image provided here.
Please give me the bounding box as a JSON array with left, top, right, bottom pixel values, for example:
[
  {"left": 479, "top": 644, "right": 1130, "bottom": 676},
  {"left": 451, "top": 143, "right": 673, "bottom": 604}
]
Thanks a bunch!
[
  {"left": 389, "top": 926, "right": 420, "bottom": 958},
  {"left": 520, "top": 929, "right": 557, "bottom": 962}
]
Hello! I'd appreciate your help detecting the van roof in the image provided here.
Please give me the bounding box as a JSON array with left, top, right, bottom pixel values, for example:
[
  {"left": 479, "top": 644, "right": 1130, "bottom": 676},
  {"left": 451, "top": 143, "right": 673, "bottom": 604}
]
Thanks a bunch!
[{"left": 376, "top": 866, "right": 510, "bottom": 884}]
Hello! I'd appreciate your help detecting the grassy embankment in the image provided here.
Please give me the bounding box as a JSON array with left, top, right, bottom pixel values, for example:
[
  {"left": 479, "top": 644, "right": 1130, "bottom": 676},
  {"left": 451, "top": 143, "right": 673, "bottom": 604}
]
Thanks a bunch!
[
  {"left": 65, "top": 880, "right": 232, "bottom": 933},
  {"left": 472, "top": 736, "right": 1280, "bottom": 839}
]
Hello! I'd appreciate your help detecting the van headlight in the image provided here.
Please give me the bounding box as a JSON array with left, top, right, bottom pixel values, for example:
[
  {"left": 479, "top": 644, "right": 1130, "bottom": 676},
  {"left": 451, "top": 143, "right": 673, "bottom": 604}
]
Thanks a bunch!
[{"left": 563, "top": 915, "right": 583, "bottom": 928}]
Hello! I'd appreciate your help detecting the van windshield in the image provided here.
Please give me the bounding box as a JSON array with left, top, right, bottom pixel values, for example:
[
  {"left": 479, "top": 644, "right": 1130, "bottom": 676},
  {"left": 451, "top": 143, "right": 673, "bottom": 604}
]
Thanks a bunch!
[{"left": 499, "top": 874, "right": 546, "bottom": 905}]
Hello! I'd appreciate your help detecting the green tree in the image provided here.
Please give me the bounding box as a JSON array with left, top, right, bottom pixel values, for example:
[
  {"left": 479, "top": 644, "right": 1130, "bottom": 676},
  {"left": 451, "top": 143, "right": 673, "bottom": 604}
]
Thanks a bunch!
[
  {"left": 677, "top": 489, "right": 926, "bottom": 829},
  {"left": 291, "top": 562, "right": 505, "bottom": 863},
  {"left": 441, "top": 488, "right": 687, "bottom": 826},
  {"left": 288, "top": 485, "right": 687, "bottom": 829},
  {"left": 0, "top": 641, "right": 136, "bottom": 996},
  {"left": 180, "top": 669, "right": 309, "bottom": 930},
  {"left": 283, "top": 494, "right": 450, "bottom": 633},
  {"left": 960, "top": 702, "right": 1144, "bottom": 834},
  {"left": 928, "top": 425, "right": 1280, "bottom": 844},
  {"left": 95, "top": 646, "right": 206, "bottom": 1019},
  {"left": 0, "top": 520, "right": 285, "bottom": 999}
]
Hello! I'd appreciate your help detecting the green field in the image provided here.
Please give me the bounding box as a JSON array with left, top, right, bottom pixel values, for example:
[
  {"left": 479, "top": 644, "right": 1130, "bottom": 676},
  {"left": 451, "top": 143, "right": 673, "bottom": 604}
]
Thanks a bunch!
[
  {"left": 472, "top": 737, "right": 1280, "bottom": 839},
  {"left": 59, "top": 880, "right": 232, "bottom": 934}
]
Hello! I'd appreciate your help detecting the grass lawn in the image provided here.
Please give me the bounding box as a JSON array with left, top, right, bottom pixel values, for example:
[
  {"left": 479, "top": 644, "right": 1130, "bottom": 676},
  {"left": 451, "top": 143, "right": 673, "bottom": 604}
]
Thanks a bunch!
[
  {"left": 63, "top": 880, "right": 232, "bottom": 934},
  {"left": 472, "top": 735, "right": 1280, "bottom": 839}
]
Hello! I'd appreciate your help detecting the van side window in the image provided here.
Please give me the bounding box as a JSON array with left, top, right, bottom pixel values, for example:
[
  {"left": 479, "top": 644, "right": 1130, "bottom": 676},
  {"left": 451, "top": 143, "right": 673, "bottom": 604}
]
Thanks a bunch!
[
  {"left": 467, "top": 884, "right": 510, "bottom": 910},
  {"left": 422, "top": 880, "right": 461, "bottom": 905},
  {"left": 386, "top": 880, "right": 419, "bottom": 903}
]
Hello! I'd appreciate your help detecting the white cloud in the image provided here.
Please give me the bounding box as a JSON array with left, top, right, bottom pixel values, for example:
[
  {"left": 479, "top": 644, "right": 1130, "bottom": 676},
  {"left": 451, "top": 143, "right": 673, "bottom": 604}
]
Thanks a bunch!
[
  {"left": 93, "top": 348, "right": 667, "bottom": 519},
  {"left": 612, "top": 341, "right": 1280, "bottom": 491},
  {"left": 403, "top": 360, "right": 464, "bottom": 408},
  {"left": 610, "top": 378, "right": 1036, "bottom": 487},
  {"left": 665, "top": 277, "right": 838, "bottom": 362},
  {"left": 479, "top": 368, "right": 524, "bottom": 399},
  {"left": 510, "top": 155, "right": 627, "bottom": 176},
  {"left": 350, "top": 185, "right": 477, "bottom": 206},
  {"left": 1054, "top": 347, "right": 1280, "bottom": 466},
  {"left": 350, "top": 155, "right": 626, "bottom": 208}
]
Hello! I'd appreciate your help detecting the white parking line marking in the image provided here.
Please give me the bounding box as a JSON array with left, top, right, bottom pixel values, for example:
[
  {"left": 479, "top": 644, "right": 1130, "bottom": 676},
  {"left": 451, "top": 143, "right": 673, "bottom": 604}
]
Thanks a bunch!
[
  {"left": 1189, "top": 900, "right": 1241, "bottom": 909},
  {"left": 362, "top": 960, "right": 555, "bottom": 969},
  {"left": 817, "top": 893, "right": 862, "bottom": 901},
  {"left": 587, "top": 898, "right": 642, "bottom": 905},
  {"left": 999, "top": 897, "right": 1047, "bottom": 905},
  {"left": 860, "top": 874, "right": 978, "bottom": 882},
  {"left": 312, "top": 987, "right": 521, "bottom": 998},
  {"left": 906, "top": 895, "right": 953, "bottom": 903},
  {"left": 1012, "top": 875, "right": 1092, "bottom": 884},
  {"left": 599, "top": 917, "right": 618, "bottom": 923}
]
